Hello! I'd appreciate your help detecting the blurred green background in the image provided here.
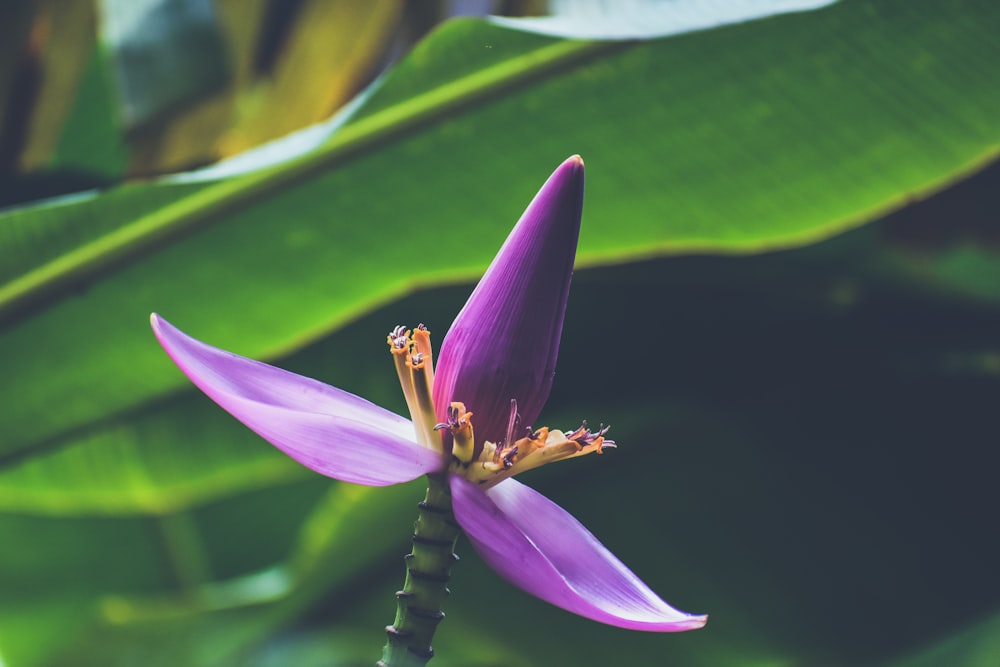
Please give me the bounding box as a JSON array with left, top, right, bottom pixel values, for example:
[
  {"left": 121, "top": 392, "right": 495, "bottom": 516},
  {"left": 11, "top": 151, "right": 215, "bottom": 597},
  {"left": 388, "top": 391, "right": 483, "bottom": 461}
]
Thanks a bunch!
[{"left": 0, "top": 0, "right": 998, "bottom": 665}]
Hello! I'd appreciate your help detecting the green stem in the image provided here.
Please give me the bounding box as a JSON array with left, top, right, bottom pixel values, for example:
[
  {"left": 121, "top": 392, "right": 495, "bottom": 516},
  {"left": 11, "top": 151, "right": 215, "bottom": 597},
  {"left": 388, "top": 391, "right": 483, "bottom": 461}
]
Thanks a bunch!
[{"left": 379, "top": 474, "right": 461, "bottom": 667}]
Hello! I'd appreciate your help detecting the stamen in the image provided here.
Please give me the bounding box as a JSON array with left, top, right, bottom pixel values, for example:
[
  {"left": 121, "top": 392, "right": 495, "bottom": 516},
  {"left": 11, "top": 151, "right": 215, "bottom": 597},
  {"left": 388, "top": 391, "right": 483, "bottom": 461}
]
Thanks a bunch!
[
  {"left": 458, "top": 420, "right": 615, "bottom": 489},
  {"left": 563, "top": 420, "right": 587, "bottom": 442},
  {"left": 409, "top": 352, "right": 438, "bottom": 449},
  {"left": 501, "top": 445, "right": 518, "bottom": 469},
  {"left": 388, "top": 325, "right": 410, "bottom": 349},
  {"left": 432, "top": 404, "right": 461, "bottom": 431},
  {"left": 388, "top": 326, "right": 422, "bottom": 440},
  {"left": 565, "top": 422, "right": 616, "bottom": 453},
  {"left": 388, "top": 325, "right": 440, "bottom": 449},
  {"left": 412, "top": 324, "right": 434, "bottom": 382},
  {"left": 435, "top": 402, "right": 475, "bottom": 463}
]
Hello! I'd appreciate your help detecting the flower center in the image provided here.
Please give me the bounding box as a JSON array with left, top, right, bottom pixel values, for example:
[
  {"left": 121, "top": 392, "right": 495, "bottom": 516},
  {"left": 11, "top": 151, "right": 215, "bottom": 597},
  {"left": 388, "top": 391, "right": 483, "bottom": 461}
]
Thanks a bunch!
[
  {"left": 388, "top": 324, "right": 614, "bottom": 486},
  {"left": 436, "top": 399, "right": 614, "bottom": 488}
]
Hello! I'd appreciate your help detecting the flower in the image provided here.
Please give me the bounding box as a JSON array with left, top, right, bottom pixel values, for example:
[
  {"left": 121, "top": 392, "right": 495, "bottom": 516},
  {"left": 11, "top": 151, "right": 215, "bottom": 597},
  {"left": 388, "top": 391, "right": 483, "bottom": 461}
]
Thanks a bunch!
[{"left": 151, "top": 156, "right": 706, "bottom": 632}]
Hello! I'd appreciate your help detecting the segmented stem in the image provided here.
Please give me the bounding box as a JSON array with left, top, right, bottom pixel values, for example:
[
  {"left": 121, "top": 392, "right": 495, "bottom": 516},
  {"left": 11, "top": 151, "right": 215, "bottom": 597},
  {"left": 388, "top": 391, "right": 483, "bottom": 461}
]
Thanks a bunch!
[{"left": 379, "top": 474, "right": 461, "bottom": 667}]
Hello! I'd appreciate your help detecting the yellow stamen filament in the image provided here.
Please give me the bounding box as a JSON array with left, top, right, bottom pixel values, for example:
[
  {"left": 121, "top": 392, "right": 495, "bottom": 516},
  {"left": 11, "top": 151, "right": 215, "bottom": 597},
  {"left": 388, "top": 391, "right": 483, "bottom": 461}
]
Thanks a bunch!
[
  {"left": 388, "top": 331, "right": 421, "bottom": 432},
  {"left": 412, "top": 325, "right": 434, "bottom": 386},
  {"left": 408, "top": 353, "right": 438, "bottom": 449},
  {"left": 388, "top": 326, "right": 442, "bottom": 449},
  {"left": 445, "top": 402, "right": 476, "bottom": 464}
]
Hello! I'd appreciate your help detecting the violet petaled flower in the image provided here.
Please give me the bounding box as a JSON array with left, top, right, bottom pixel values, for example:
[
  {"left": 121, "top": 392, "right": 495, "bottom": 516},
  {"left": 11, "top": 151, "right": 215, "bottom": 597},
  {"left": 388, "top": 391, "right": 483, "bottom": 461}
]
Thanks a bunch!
[{"left": 151, "top": 156, "right": 706, "bottom": 633}]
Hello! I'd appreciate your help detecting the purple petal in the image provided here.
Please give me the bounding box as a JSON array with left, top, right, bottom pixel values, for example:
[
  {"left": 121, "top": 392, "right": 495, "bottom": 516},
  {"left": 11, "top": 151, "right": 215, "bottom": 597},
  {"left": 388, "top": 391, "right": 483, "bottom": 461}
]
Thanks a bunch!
[
  {"left": 450, "top": 475, "right": 707, "bottom": 631},
  {"left": 434, "top": 156, "right": 584, "bottom": 444},
  {"left": 151, "top": 314, "right": 443, "bottom": 486}
]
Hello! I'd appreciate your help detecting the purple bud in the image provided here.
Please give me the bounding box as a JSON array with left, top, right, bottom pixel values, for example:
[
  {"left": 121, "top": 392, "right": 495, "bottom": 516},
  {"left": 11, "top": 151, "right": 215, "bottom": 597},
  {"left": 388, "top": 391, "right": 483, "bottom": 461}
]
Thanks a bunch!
[{"left": 434, "top": 156, "right": 585, "bottom": 446}]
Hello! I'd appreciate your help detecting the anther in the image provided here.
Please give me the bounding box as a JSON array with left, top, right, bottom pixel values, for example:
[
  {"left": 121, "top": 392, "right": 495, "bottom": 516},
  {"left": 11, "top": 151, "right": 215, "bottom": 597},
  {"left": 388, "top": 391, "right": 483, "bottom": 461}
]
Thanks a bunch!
[
  {"left": 438, "top": 402, "right": 475, "bottom": 464},
  {"left": 387, "top": 325, "right": 410, "bottom": 349},
  {"left": 502, "top": 445, "right": 519, "bottom": 469},
  {"left": 565, "top": 422, "right": 616, "bottom": 452}
]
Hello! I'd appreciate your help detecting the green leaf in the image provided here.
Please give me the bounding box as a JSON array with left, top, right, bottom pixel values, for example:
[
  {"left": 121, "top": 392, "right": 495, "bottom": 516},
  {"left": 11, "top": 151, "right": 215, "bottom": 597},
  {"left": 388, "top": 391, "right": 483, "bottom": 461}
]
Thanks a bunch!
[
  {"left": 0, "top": 4, "right": 998, "bottom": 662},
  {"left": 0, "top": 390, "right": 307, "bottom": 515},
  {"left": 4, "top": 216, "right": 999, "bottom": 664},
  {"left": 0, "top": 477, "right": 330, "bottom": 665},
  {"left": 1, "top": 0, "right": 998, "bottom": 467}
]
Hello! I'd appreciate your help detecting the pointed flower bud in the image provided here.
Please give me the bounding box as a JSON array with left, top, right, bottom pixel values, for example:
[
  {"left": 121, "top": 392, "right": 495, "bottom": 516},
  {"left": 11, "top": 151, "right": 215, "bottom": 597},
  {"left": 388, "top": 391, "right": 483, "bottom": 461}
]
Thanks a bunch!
[{"left": 433, "top": 155, "right": 585, "bottom": 446}]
